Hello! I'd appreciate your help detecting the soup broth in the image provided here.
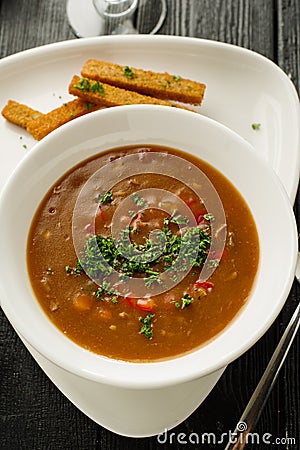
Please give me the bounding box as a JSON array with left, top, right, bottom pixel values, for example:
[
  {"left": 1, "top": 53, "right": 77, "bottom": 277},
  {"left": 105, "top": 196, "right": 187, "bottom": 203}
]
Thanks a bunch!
[{"left": 27, "top": 145, "right": 259, "bottom": 361}]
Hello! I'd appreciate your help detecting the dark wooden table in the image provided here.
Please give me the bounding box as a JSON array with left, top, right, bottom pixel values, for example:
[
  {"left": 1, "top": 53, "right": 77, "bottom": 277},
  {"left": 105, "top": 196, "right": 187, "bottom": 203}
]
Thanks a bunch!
[{"left": 0, "top": 1, "right": 299, "bottom": 449}]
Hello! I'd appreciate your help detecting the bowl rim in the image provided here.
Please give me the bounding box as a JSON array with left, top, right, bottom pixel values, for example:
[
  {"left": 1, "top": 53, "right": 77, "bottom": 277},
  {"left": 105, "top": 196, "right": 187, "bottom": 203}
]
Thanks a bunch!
[{"left": 0, "top": 105, "right": 297, "bottom": 389}]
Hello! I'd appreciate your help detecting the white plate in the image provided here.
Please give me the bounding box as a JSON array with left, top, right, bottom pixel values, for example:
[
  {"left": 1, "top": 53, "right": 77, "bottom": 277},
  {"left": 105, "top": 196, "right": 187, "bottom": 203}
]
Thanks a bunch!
[
  {"left": 0, "top": 35, "right": 299, "bottom": 436},
  {"left": 0, "top": 35, "right": 299, "bottom": 200},
  {"left": 0, "top": 105, "right": 297, "bottom": 436}
]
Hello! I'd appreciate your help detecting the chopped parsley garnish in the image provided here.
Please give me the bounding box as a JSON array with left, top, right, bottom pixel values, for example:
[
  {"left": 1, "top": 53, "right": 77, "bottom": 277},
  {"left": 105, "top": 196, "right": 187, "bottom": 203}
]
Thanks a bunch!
[
  {"left": 70, "top": 219, "right": 210, "bottom": 286},
  {"left": 73, "top": 78, "right": 105, "bottom": 96},
  {"left": 173, "top": 75, "right": 181, "bottom": 81},
  {"left": 128, "top": 210, "right": 136, "bottom": 218},
  {"left": 139, "top": 313, "right": 155, "bottom": 339},
  {"left": 180, "top": 293, "right": 194, "bottom": 308},
  {"left": 73, "top": 77, "right": 90, "bottom": 92},
  {"left": 208, "top": 259, "right": 220, "bottom": 268},
  {"left": 66, "top": 209, "right": 211, "bottom": 294},
  {"left": 65, "top": 261, "right": 83, "bottom": 275},
  {"left": 94, "top": 280, "right": 119, "bottom": 299},
  {"left": 98, "top": 191, "right": 113, "bottom": 204},
  {"left": 174, "top": 293, "right": 194, "bottom": 309},
  {"left": 132, "top": 193, "right": 148, "bottom": 208},
  {"left": 203, "top": 213, "right": 214, "bottom": 221},
  {"left": 91, "top": 81, "right": 105, "bottom": 96},
  {"left": 144, "top": 273, "right": 162, "bottom": 287},
  {"left": 124, "top": 66, "right": 134, "bottom": 79},
  {"left": 164, "top": 213, "right": 189, "bottom": 226},
  {"left": 251, "top": 123, "right": 261, "bottom": 130}
]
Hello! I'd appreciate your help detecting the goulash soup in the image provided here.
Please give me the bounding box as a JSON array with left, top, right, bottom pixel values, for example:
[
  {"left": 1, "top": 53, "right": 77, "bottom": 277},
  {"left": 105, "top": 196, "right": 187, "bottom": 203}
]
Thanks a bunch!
[{"left": 27, "top": 145, "right": 259, "bottom": 361}]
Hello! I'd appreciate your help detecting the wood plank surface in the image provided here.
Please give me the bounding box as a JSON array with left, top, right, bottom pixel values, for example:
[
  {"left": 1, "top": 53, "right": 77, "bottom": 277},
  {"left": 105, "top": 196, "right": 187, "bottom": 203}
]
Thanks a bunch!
[{"left": 0, "top": 0, "right": 299, "bottom": 449}]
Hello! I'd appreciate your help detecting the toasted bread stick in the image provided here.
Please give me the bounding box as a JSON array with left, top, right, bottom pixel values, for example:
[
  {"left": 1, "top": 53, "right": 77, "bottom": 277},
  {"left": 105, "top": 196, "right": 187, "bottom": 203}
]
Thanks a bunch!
[
  {"left": 1, "top": 100, "right": 43, "bottom": 128},
  {"left": 81, "top": 59, "right": 206, "bottom": 106},
  {"left": 69, "top": 76, "right": 194, "bottom": 111},
  {"left": 26, "top": 98, "right": 102, "bottom": 140}
]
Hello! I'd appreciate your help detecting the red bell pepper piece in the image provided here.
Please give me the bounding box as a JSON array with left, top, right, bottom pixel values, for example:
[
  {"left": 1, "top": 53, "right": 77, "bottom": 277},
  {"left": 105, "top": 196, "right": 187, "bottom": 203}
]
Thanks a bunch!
[
  {"left": 194, "top": 280, "right": 214, "bottom": 290},
  {"left": 136, "top": 298, "right": 154, "bottom": 312}
]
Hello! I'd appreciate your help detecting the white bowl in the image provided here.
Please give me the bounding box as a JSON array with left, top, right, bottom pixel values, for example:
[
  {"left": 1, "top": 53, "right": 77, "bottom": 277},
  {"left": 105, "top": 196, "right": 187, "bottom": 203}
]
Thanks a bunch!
[{"left": 0, "top": 105, "right": 297, "bottom": 392}]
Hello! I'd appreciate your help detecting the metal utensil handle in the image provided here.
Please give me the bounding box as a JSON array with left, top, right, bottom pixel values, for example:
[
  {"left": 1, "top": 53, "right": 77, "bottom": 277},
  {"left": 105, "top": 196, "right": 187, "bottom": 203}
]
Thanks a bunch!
[{"left": 224, "top": 301, "right": 300, "bottom": 450}]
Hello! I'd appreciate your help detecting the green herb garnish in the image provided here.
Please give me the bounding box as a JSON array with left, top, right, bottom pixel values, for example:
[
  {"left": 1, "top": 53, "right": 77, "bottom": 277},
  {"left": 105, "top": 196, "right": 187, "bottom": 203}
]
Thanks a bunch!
[
  {"left": 65, "top": 261, "right": 83, "bottom": 275},
  {"left": 132, "top": 193, "right": 148, "bottom": 208},
  {"left": 139, "top": 313, "right": 155, "bottom": 339},
  {"left": 94, "top": 280, "right": 119, "bottom": 299},
  {"left": 208, "top": 259, "right": 220, "bottom": 268},
  {"left": 73, "top": 78, "right": 105, "bottom": 96},
  {"left": 128, "top": 210, "right": 136, "bottom": 218},
  {"left": 91, "top": 81, "right": 105, "bottom": 96},
  {"left": 251, "top": 123, "right": 261, "bottom": 130},
  {"left": 203, "top": 213, "right": 214, "bottom": 221},
  {"left": 72, "top": 226, "right": 210, "bottom": 283},
  {"left": 173, "top": 75, "right": 181, "bottom": 81},
  {"left": 164, "top": 213, "right": 189, "bottom": 226},
  {"left": 124, "top": 66, "right": 134, "bottom": 79},
  {"left": 144, "top": 273, "right": 162, "bottom": 287},
  {"left": 174, "top": 293, "right": 194, "bottom": 309},
  {"left": 181, "top": 293, "right": 194, "bottom": 309},
  {"left": 67, "top": 211, "right": 211, "bottom": 288},
  {"left": 98, "top": 191, "right": 113, "bottom": 204},
  {"left": 73, "top": 77, "right": 90, "bottom": 92}
]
